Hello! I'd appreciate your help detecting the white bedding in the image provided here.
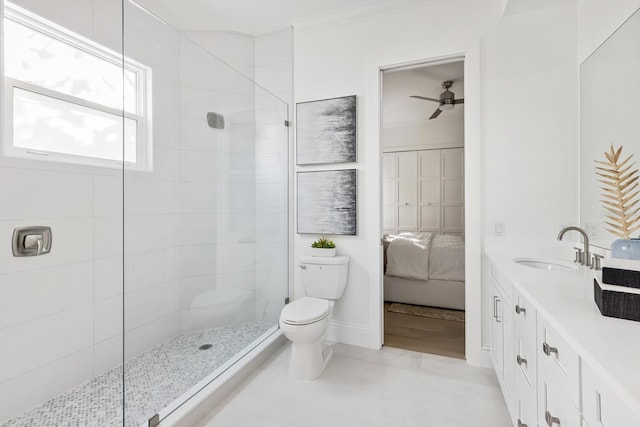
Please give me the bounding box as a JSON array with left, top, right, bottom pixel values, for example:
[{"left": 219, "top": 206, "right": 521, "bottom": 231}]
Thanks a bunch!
[
  {"left": 385, "top": 233, "right": 433, "bottom": 281},
  {"left": 428, "top": 234, "right": 465, "bottom": 282},
  {"left": 385, "top": 232, "right": 464, "bottom": 282}
]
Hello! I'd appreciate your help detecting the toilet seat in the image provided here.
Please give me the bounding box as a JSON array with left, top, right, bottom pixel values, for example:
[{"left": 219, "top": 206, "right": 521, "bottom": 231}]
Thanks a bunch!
[{"left": 280, "top": 297, "right": 331, "bottom": 325}]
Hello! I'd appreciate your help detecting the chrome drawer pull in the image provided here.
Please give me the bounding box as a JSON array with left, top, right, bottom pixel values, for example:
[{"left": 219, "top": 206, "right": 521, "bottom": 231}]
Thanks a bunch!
[
  {"left": 517, "top": 420, "right": 528, "bottom": 427},
  {"left": 542, "top": 342, "right": 558, "bottom": 356},
  {"left": 545, "top": 410, "right": 560, "bottom": 426},
  {"left": 515, "top": 304, "right": 526, "bottom": 315},
  {"left": 516, "top": 355, "right": 527, "bottom": 366}
]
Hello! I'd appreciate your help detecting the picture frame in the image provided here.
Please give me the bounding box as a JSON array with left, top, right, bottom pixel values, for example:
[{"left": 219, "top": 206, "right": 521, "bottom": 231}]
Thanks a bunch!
[
  {"left": 297, "top": 169, "right": 357, "bottom": 235},
  {"left": 296, "top": 95, "right": 357, "bottom": 165}
]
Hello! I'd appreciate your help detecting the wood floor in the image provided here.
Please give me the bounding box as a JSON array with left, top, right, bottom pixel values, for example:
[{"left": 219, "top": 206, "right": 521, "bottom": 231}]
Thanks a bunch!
[{"left": 383, "top": 302, "right": 465, "bottom": 359}]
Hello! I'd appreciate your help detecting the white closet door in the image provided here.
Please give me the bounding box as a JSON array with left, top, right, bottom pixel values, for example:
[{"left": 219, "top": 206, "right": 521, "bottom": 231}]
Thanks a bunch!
[
  {"left": 382, "top": 151, "right": 417, "bottom": 234},
  {"left": 382, "top": 153, "right": 398, "bottom": 234},
  {"left": 418, "top": 150, "right": 441, "bottom": 233},
  {"left": 442, "top": 148, "right": 465, "bottom": 237},
  {"left": 397, "top": 151, "right": 418, "bottom": 232}
]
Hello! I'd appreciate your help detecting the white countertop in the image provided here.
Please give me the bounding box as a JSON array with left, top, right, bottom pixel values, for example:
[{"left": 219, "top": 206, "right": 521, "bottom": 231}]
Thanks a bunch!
[{"left": 485, "top": 239, "right": 640, "bottom": 416}]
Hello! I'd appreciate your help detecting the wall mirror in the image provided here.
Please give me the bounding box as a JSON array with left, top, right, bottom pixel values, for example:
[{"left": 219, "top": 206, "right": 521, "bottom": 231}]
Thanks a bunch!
[{"left": 580, "top": 7, "right": 640, "bottom": 249}]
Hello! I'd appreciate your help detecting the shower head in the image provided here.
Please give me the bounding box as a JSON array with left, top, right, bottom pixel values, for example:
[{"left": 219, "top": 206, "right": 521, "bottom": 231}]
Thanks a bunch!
[{"left": 207, "top": 112, "right": 225, "bottom": 129}]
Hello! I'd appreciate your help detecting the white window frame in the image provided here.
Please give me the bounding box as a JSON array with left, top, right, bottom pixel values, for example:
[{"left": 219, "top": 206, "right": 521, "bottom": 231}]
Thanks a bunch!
[{"left": 1, "top": 2, "right": 153, "bottom": 171}]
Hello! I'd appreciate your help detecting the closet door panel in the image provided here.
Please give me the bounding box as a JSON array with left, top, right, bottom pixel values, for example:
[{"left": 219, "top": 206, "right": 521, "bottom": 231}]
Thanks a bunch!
[
  {"left": 398, "top": 205, "right": 417, "bottom": 230},
  {"left": 419, "top": 206, "right": 440, "bottom": 231},
  {"left": 420, "top": 179, "right": 440, "bottom": 203},
  {"left": 443, "top": 206, "right": 464, "bottom": 232},
  {"left": 398, "top": 151, "right": 417, "bottom": 178},
  {"left": 398, "top": 180, "right": 417, "bottom": 203},
  {"left": 382, "top": 154, "right": 397, "bottom": 178},
  {"left": 383, "top": 180, "right": 397, "bottom": 204},
  {"left": 383, "top": 206, "right": 396, "bottom": 231},
  {"left": 442, "top": 148, "right": 464, "bottom": 177},
  {"left": 419, "top": 150, "right": 440, "bottom": 176},
  {"left": 443, "top": 178, "right": 464, "bottom": 204}
]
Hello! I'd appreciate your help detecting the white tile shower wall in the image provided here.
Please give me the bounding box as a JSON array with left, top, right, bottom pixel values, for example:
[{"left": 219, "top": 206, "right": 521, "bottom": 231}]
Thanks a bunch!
[
  {"left": 179, "top": 33, "right": 256, "bottom": 333},
  {"left": 253, "top": 28, "right": 292, "bottom": 323},
  {"left": 0, "top": 0, "right": 182, "bottom": 421}
]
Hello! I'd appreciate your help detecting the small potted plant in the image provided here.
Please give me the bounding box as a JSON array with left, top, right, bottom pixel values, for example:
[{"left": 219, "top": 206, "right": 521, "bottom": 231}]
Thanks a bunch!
[{"left": 311, "top": 237, "right": 336, "bottom": 257}]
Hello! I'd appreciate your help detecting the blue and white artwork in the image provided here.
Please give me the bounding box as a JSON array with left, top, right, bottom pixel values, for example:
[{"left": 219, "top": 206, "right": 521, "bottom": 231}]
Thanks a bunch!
[
  {"left": 296, "top": 95, "right": 357, "bottom": 165},
  {"left": 297, "top": 169, "right": 357, "bottom": 235}
]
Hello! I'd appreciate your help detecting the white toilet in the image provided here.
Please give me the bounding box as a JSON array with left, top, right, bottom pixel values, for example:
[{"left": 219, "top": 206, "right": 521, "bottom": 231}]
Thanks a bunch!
[{"left": 279, "top": 255, "right": 349, "bottom": 380}]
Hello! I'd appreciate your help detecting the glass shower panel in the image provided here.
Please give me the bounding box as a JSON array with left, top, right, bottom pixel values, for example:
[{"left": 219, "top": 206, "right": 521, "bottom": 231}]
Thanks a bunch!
[
  {"left": 0, "top": 0, "right": 126, "bottom": 426},
  {"left": 255, "top": 85, "right": 290, "bottom": 326},
  {"left": 122, "top": 4, "right": 289, "bottom": 426}
]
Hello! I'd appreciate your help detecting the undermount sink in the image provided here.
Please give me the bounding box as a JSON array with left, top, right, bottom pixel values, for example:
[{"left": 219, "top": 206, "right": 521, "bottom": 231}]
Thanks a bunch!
[{"left": 513, "top": 257, "right": 578, "bottom": 271}]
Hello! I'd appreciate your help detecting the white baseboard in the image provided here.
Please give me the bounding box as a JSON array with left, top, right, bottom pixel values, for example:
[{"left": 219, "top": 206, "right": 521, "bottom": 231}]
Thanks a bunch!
[
  {"left": 158, "top": 331, "right": 285, "bottom": 427},
  {"left": 326, "top": 320, "right": 370, "bottom": 348}
]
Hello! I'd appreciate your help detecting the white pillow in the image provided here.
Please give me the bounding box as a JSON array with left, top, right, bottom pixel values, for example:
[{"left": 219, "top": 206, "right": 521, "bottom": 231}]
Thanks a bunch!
[{"left": 386, "top": 233, "right": 433, "bottom": 281}]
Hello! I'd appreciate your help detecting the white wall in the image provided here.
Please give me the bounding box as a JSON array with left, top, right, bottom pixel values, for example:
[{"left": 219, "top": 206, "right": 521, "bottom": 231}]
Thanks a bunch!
[
  {"left": 382, "top": 62, "right": 465, "bottom": 152},
  {"left": 480, "top": 3, "right": 579, "bottom": 355},
  {"left": 293, "top": 0, "right": 579, "bottom": 365},
  {"left": 294, "top": 0, "right": 502, "bottom": 355}
]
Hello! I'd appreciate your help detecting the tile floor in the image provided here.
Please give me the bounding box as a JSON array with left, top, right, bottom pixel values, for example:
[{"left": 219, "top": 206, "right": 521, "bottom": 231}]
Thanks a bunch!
[
  {"left": 1, "top": 322, "right": 273, "bottom": 427},
  {"left": 195, "top": 342, "right": 511, "bottom": 427}
]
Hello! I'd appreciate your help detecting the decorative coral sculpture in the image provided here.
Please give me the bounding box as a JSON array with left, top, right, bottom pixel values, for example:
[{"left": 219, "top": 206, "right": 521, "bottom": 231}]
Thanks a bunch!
[{"left": 596, "top": 145, "right": 640, "bottom": 240}]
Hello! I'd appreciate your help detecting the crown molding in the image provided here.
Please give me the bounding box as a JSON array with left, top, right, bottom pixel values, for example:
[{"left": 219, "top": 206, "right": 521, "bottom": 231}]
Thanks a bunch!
[{"left": 292, "top": 0, "right": 446, "bottom": 34}]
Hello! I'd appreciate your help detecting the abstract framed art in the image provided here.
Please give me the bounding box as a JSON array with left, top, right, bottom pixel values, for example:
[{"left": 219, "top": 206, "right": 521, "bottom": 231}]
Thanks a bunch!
[
  {"left": 297, "top": 169, "right": 357, "bottom": 235},
  {"left": 296, "top": 95, "right": 357, "bottom": 165}
]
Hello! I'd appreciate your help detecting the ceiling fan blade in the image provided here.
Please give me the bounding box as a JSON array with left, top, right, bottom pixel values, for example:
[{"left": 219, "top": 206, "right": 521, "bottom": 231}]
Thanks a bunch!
[
  {"left": 429, "top": 108, "right": 442, "bottom": 120},
  {"left": 453, "top": 98, "right": 464, "bottom": 104},
  {"left": 410, "top": 95, "right": 440, "bottom": 103}
]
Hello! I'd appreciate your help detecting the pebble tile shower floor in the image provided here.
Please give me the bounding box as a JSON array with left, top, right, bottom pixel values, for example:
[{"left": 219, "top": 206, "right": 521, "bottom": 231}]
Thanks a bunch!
[{"left": 1, "top": 322, "right": 273, "bottom": 427}]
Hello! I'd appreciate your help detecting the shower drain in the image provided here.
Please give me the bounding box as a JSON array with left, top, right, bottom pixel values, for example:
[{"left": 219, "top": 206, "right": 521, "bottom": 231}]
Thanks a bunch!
[{"left": 199, "top": 344, "right": 213, "bottom": 350}]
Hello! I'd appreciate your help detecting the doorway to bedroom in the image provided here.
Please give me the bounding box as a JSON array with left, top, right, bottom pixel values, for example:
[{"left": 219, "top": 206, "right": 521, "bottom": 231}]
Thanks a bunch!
[{"left": 381, "top": 59, "right": 465, "bottom": 359}]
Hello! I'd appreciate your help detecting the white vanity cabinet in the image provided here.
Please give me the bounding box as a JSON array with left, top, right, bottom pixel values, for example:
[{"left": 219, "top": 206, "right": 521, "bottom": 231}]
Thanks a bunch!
[
  {"left": 487, "top": 257, "right": 640, "bottom": 427},
  {"left": 489, "top": 266, "right": 515, "bottom": 417},
  {"left": 581, "top": 361, "right": 640, "bottom": 427}
]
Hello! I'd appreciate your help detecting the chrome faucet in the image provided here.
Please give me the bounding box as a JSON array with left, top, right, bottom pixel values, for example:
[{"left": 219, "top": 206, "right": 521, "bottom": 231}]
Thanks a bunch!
[{"left": 557, "top": 226, "right": 590, "bottom": 267}]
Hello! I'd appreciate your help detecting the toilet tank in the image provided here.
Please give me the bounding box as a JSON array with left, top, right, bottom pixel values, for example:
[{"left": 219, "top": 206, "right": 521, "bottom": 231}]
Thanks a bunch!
[{"left": 299, "top": 255, "right": 349, "bottom": 300}]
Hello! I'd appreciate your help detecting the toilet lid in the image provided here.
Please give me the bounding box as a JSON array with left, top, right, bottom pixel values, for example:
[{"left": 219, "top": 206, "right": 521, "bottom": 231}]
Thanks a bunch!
[{"left": 280, "top": 297, "right": 331, "bottom": 325}]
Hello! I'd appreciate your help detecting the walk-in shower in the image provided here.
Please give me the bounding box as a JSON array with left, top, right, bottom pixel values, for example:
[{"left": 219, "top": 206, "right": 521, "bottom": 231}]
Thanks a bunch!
[{"left": 0, "top": 1, "right": 290, "bottom": 425}]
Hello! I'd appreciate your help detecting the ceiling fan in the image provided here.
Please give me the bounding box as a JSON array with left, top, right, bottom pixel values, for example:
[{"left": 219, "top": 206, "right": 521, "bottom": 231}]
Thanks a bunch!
[{"left": 410, "top": 80, "right": 464, "bottom": 120}]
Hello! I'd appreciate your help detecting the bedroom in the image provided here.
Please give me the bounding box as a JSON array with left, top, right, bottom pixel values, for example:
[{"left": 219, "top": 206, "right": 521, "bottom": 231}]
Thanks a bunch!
[{"left": 381, "top": 60, "right": 466, "bottom": 358}]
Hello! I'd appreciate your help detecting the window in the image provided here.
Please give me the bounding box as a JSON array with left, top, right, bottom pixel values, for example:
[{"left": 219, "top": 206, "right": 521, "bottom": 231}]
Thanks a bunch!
[{"left": 2, "top": 2, "right": 152, "bottom": 169}]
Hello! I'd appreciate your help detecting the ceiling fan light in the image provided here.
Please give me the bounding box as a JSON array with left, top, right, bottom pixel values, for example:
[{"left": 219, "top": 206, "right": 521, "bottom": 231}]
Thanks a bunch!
[{"left": 440, "top": 104, "right": 454, "bottom": 111}]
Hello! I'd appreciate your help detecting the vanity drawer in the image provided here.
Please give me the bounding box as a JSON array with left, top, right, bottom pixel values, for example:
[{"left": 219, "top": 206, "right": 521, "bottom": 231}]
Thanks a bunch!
[
  {"left": 537, "top": 318, "right": 580, "bottom": 408},
  {"left": 514, "top": 322, "right": 537, "bottom": 388},
  {"left": 582, "top": 361, "right": 640, "bottom": 426},
  {"left": 514, "top": 289, "right": 536, "bottom": 341},
  {"left": 538, "top": 360, "right": 581, "bottom": 427},
  {"left": 515, "top": 368, "right": 536, "bottom": 427}
]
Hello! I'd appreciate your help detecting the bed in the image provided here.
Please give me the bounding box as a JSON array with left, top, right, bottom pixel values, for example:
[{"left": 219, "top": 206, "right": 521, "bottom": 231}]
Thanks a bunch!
[{"left": 383, "top": 232, "right": 465, "bottom": 311}]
